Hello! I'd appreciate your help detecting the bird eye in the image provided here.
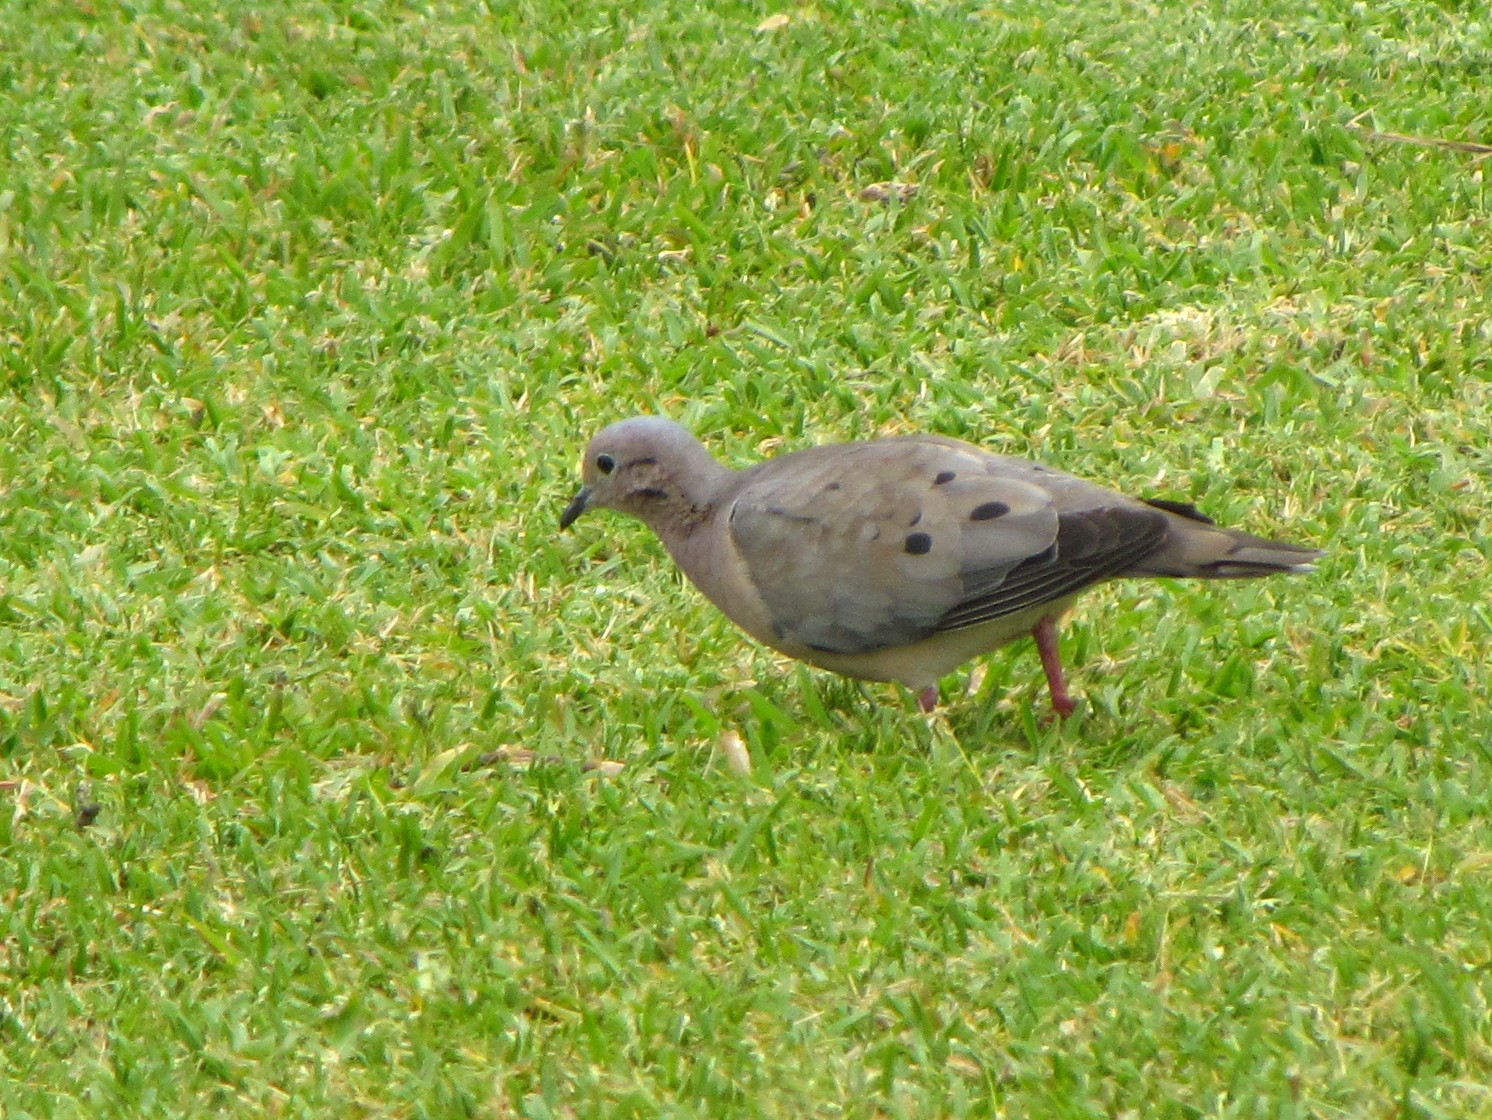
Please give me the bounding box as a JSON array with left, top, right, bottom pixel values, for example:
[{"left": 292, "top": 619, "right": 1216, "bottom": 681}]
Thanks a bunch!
[{"left": 595, "top": 453, "right": 616, "bottom": 475}]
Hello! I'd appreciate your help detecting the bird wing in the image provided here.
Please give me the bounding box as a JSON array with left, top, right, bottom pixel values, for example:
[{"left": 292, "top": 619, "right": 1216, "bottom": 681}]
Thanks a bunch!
[{"left": 725, "top": 436, "right": 1169, "bottom": 654}]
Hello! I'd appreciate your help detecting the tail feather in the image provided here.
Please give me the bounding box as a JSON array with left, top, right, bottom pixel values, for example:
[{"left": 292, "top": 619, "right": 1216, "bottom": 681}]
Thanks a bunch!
[{"left": 1133, "top": 514, "right": 1322, "bottom": 580}]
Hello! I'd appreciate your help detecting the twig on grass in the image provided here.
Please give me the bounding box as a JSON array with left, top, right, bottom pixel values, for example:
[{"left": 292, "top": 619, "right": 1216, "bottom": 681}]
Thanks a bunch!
[{"left": 1348, "top": 112, "right": 1492, "bottom": 157}]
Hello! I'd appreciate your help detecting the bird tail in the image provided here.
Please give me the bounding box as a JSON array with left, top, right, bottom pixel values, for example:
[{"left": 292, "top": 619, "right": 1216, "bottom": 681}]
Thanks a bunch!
[{"left": 1131, "top": 500, "right": 1322, "bottom": 579}]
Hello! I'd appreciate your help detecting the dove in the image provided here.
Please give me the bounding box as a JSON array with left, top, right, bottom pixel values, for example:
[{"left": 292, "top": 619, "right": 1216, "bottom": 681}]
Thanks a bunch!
[{"left": 559, "top": 417, "right": 1321, "bottom": 717}]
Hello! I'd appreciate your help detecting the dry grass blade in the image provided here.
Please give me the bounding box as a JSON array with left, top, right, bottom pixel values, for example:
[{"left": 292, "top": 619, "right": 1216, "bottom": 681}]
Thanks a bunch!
[
  {"left": 858, "top": 181, "right": 919, "bottom": 203},
  {"left": 1352, "top": 126, "right": 1492, "bottom": 157},
  {"left": 716, "top": 729, "right": 752, "bottom": 776},
  {"left": 476, "top": 747, "right": 625, "bottom": 776}
]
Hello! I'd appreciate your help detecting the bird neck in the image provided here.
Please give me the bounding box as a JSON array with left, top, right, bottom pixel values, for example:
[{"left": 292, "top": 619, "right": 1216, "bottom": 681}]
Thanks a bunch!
[{"left": 644, "top": 462, "right": 733, "bottom": 541}]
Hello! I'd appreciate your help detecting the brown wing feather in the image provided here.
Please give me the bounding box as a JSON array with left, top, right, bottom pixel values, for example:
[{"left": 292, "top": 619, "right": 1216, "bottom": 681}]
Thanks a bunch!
[
  {"left": 729, "top": 438, "right": 1190, "bottom": 654},
  {"left": 728, "top": 439, "right": 1059, "bottom": 655},
  {"left": 937, "top": 505, "right": 1169, "bottom": 631}
]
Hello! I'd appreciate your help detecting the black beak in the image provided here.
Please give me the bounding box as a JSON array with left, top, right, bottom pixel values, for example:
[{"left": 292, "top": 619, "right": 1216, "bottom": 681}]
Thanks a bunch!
[{"left": 559, "top": 487, "right": 590, "bottom": 530}]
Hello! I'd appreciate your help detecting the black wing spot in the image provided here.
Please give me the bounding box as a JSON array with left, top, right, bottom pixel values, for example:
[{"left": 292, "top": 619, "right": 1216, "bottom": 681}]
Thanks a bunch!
[
  {"left": 1143, "top": 497, "right": 1216, "bottom": 525},
  {"left": 933, "top": 470, "right": 956, "bottom": 485},
  {"left": 764, "top": 505, "right": 819, "bottom": 524},
  {"left": 969, "top": 501, "right": 1010, "bottom": 521},
  {"left": 904, "top": 532, "right": 933, "bottom": 555},
  {"left": 825, "top": 482, "right": 842, "bottom": 492},
  {"left": 635, "top": 487, "right": 668, "bottom": 501}
]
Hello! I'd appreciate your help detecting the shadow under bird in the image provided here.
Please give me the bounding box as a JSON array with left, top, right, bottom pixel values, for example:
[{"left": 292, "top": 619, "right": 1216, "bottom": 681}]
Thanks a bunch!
[{"left": 560, "top": 417, "right": 1322, "bottom": 717}]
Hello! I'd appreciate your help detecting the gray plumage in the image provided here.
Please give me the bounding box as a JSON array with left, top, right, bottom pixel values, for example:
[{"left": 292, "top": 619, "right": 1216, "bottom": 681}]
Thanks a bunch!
[{"left": 560, "top": 416, "right": 1321, "bottom": 715}]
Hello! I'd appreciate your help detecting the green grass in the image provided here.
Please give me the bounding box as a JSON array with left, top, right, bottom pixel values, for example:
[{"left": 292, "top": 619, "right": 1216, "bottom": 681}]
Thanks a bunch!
[{"left": 2, "top": 0, "right": 1490, "bottom": 1115}]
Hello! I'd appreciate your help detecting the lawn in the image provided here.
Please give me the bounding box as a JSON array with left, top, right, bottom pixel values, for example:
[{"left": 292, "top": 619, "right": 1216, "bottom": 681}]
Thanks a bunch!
[{"left": 1, "top": 0, "right": 1489, "bottom": 1115}]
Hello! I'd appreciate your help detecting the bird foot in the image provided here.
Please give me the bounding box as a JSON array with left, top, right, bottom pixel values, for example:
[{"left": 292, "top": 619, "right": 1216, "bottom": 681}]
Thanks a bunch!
[{"left": 1032, "top": 616, "right": 1078, "bottom": 720}]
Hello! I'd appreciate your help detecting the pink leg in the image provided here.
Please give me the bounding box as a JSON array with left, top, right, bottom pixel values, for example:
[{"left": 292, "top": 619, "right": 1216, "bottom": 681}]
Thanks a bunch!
[
  {"left": 1032, "top": 615, "right": 1077, "bottom": 718},
  {"left": 918, "top": 685, "right": 940, "bottom": 713}
]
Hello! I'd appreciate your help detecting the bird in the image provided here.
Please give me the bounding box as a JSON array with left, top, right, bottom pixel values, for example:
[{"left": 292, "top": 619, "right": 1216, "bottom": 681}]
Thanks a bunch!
[{"left": 559, "top": 416, "right": 1321, "bottom": 717}]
